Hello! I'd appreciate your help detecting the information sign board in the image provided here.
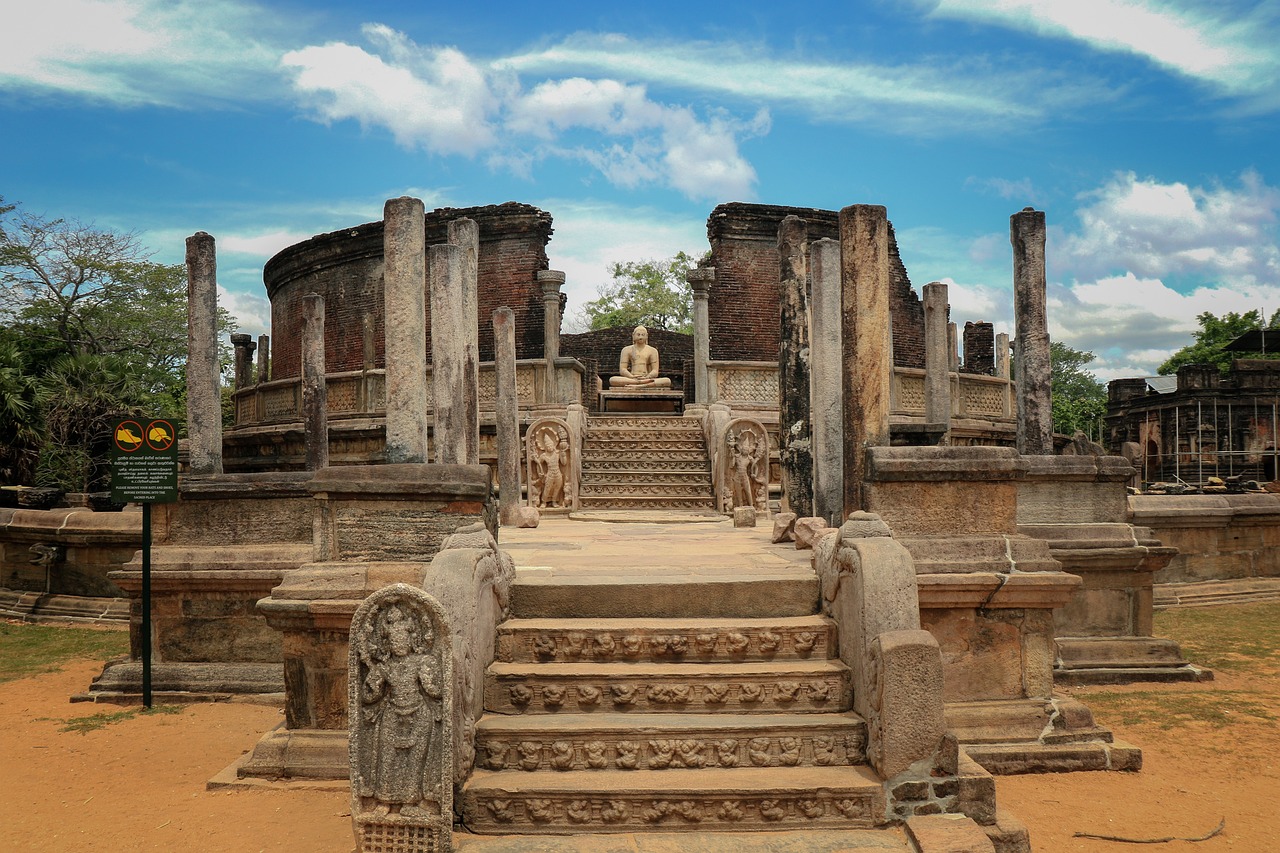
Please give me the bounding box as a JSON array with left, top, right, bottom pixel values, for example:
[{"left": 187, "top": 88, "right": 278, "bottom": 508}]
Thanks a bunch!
[{"left": 109, "top": 418, "right": 179, "bottom": 504}]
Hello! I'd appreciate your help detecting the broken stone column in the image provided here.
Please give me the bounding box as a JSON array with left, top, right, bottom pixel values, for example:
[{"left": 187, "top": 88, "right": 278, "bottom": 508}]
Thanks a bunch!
[
  {"left": 231, "top": 333, "right": 256, "bottom": 390},
  {"left": 1012, "top": 207, "right": 1053, "bottom": 455},
  {"left": 809, "top": 238, "right": 843, "bottom": 526},
  {"left": 923, "top": 282, "right": 951, "bottom": 443},
  {"left": 947, "top": 322, "right": 959, "bottom": 372},
  {"left": 538, "top": 269, "right": 565, "bottom": 404},
  {"left": 778, "top": 216, "right": 814, "bottom": 517},
  {"left": 450, "top": 218, "right": 481, "bottom": 464},
  {"left": 185, "top": 231, "right": 223, "bottom": 476},
  {"left": 430, "top": 242, "right": 469, "bottom": 465},
  {"left": 493, "top": 307, "right": 522, "bottom": 526},
  {"left": 383, "top": 197, "right": 430, "bottom": 464},
  {"left": 688, "top": 266, "right": 714, "bottom": 405},
  {"left": 256, "top": 334, "right": 270, "bottom": 384},
  {"left": 995, "top": 332, "right": 1010, "bottom": 379},
  {"left": 301, "top": 293, "right": 328, "bottom": 471},
  {"left": 839, "top": 205, "right": 891, "bottom": 514}
]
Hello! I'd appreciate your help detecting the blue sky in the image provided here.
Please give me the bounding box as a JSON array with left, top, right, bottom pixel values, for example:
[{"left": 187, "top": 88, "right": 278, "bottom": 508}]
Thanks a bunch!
[{"left": 3, "top": 0, "right": 1278, "bottom": 381}]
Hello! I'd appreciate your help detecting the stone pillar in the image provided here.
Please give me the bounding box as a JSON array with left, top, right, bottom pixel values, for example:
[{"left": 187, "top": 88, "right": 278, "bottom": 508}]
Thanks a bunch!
[
  {"left": 383, "top": 196, "right": 430, "bottom": 464},
  {"left": 810, "top": 238, "right": 844, "bottom": 526},
  {"left": 839, "top": 205, "right": 891, "bottom": 515},
  {"left": 493, "top": 307, "right": 522, "bottom": 526},
  {"left": 256, "top": 334, "right": 270, "bottom": 384},
  {"left": 688, "top": 267, "right": 714, "bottom": 405},
  {"left": 231, "top": 333, "right": 256, "bottom": 390},
  {"left": 947, "top": 322, "right": 959, "bottom": 372},
  {"left": 1012, "top": 207, "right": 1053, "bottom": 455},
  {"left": 184, "top": 231, "right": 223, "bottom": 476},
  {"left": 430, "top": 242, "right": 468, "bottom": 465},
  {"left": 301, "top": 293, "right": 328, "bottom": 471},
  {"left": 777, "top": 215, "right": 813, "bottom": 517},
  {"left": 361, "top": 314, "right": 376, "bottom": 372},
  {"left": 923, "top": 282, "right": 951, "bottom": 442},
  {"left": 996, "top": 332, "right": 1011, "bottom": 379},
  {"left": 449, "top": 219, "right": 481, "bottom": 464},
  {"left": 538, "top": 269, "right": 565, "bottom": 404}
]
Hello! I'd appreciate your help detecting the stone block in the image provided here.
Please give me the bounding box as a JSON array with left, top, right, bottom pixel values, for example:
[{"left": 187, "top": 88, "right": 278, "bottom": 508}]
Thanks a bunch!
[
  {"left": 734, "top": 506, "right": 758, "bottom": 528},
  {"left": 905, "top": 814, "right": 996, "bottom": 853},
  {"left": 771, "top": 511, "right": 797, "bottom": 542},
  {"left": 516, "top": 506, "right": 540, "bottom": 528},
  {"left": 867, "top": 629, "right": 945, "bottom": 779},
  {"left": 793, "top": 517, "right": 828, "bottom": 549}
]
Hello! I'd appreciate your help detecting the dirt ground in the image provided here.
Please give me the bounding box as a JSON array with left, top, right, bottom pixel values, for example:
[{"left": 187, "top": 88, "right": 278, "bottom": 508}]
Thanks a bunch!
[{"left": 2, "top": 658, "right": 1278, "bottom": 852}]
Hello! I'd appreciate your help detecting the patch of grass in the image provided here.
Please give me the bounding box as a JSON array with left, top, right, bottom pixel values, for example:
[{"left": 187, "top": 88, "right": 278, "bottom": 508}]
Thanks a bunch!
[
  {"left": 0, "top": 621, "right": 129, "bottom": 684},
  {"left": 1080, "top": 689, "right": 1277, "bottom": 730},
  {"left": 53, "top": 704, "right": 184, "bottom": 734},
  {"left": 1154, "top": 602, "right": 1280, "bottom": 673}
]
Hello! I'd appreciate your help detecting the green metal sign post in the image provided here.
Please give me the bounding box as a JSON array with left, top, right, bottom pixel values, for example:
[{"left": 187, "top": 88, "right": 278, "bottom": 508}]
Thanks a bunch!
[{"left": 109, "top": 418, "right": 179, "bottom": 708}]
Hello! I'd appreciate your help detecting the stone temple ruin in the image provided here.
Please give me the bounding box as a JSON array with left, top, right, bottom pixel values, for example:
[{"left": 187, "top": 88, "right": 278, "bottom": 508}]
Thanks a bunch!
[{"left": 61, "top": 197, "right": 1224, "bottom": 851}]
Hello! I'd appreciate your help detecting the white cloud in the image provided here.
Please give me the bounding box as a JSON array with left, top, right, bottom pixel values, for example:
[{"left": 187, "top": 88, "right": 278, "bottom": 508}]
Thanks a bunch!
[
  {"left": 929, "top": 0, "right": 1280, "bottom": 104},
  {"left": 1061, "top": 170, "right": 1280, "bottom": 285},
  {"left": 498, "top": 32, "right": 1108, "bottom": 131},
  {"left": 0, "top": 0, "right": 284, "bottom": 106},
  {"left": 282, "top": 25, "right": 499, "bottom": 155},
  {"left": 217, "top": 285, "right": 271, "bottom": 338}
]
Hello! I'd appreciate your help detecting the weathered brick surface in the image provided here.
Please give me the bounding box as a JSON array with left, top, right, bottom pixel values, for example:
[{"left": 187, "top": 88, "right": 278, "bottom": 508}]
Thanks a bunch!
[
  {"left": 705, "top": 203, "right": 924, "bottom": 368},
  {"left": 264, "top": 203, "right": 553, "bottom": 379},
  {"left": 963, "top": 321, "right": 995, "bottom": 376}
]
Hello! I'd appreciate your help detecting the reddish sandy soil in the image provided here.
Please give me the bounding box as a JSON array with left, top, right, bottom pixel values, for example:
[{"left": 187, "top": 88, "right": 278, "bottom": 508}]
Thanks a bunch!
[{"left": 2, "top": 657, "right": 1277, "bottom": 852}]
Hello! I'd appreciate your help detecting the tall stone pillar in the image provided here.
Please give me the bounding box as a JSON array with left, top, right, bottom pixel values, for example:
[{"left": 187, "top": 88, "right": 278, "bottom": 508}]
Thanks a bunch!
[
  {"left": 256, "top": 334, "right": 270, "bottom": 384},
  {"left": 383, "top": 197, "right": 429, "bottom": 464},
  {"left": 362, "top": 314, "right": 376, "bottom": 372},
  {"left": 1012, "top": 207, "right": 1053, "bottom": 454},
  {"left": 493, "top": 308, "right": 521, "bottom": 526},
  {"left": 449, "top": 218, "right": 480, "bottom": 464},
  {"left": 538, "top": 270, "right": 565, "bottom": 404},
  {"left": 301, "top": 293, "right": 329, "bottom": 471},
  {"left": 777, "top": 216, "right": 813, "bottom": 517},
  {"left": 184, "top": 231, "right": 223, "bottom": 476},
  {"left": 839, "top": 205, "right": 891, "bottom": 514},
  {"left": 687, "top": 267, "right": 714, "bottom": 405},
  {"left": 430, "top": 243, "right": 468, "bottom": 465},
  {"left": 809, "top": 238, "right": 843, "bottom": 526},
  {"left": 231, "top": 333, "right": 256, "bottom": 390},
  {"left": 996, "top": 332, "right": 1011, "bottom": 379},
  {"left": 947, "top": 322, "right": 960, "bottom": 372},
  {"left": 923, "top": 282, "right": 951, "bottom": 443}
]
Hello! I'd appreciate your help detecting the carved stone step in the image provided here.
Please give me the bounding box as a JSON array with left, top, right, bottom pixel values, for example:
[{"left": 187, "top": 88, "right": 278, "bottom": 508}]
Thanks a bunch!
[
  {"left": 511, "top": 573, "right": 817, "bottom": 619},
  {"left": 497, "top": 615, "right": 835, "bottom": 663},
  {"left": 460, "top": 766, "right": 886, "bottom": 833},
  {"left": 584, "top": 439, "right": 706, "bottom": 451},
  {"left": 580, "top": 461, "right": 711, "bottom": 474},
  {"left": 485, "top": 660, "right": 851, "bottom": 714},
  {"left": 581, "top": 449, "right": 710, "bottom": 463},
  {"left": 588, "top": 416, "right": 701, "bottom": 430},
  {"left": 474, "top": 712, "right": 868, "bottom": 772},
  {"left": 575, "top": 496, "right": 717, "bottom": 511},
  {"left": 580, "top": 470, "right": 711, "bottom": 483},
  {"left": 579, "top": 484, "right": 713, "bottom": 498}
]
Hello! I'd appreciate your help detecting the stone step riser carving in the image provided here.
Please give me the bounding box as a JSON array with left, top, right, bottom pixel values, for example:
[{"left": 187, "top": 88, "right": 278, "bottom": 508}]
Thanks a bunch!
[
  {"left": 580, "top": 474, "right": 713, "bottom": 487},
  {"left": 498, "top": 622, "right": 835, "bottom": 663},
  {"left": 586, "top": 432, "right": 706, "bottom": 443},
  {"left": 588, "top": 417, "right": 699, "bottom": 429},
  {"left": 475, "top": 729, "right": 867, "bottom": 773},
  {"left": 486, "top": 673, "right": 852, "bottom": 715},
  {"left": 579, "top": 485, "right": 713, "bottom": 498},
  {"left": 576, "top": 498, "right": 718, "bottom": 510},
  {"left": 461, "top": 788, "right": 884, "bottom": 833},
  {"left": 584, "top": 440, "right": 706, "bottom": 452},
  {"left": 580, "top": 462, "right": 711, "bottom": 473},
  {"left": 581, "top": 452, "right": 710, "bottom": 463}
]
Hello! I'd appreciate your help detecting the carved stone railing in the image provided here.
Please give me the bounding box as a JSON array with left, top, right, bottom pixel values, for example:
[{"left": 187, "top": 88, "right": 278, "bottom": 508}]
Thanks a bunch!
[
  {"left": 231, "top": 360, "right": 585, "bottom": 428},
  {"left": 705, "top": 360, "right": 778, "bottom": 410},
  {"left": 890, "top": 367, "right": 1014, "bottom": 421}
]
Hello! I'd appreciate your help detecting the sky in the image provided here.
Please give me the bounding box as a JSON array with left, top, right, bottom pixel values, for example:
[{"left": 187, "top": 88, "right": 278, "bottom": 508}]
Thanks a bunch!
[{"left": 2, "top": 0, "right": 1278, "bottom": 382}]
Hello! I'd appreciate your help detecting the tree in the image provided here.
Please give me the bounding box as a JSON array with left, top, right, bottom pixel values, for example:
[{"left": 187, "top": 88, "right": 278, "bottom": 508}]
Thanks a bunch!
[
  {"left": 580, "top": 252, "right": 700, "bottom": 333},
  {"left": 1051, "top": 341, "right": 1107, "bottom": 440},
  {"left": 0, "top": 198, "right": 237, "bottom": 488},
  {"left": 1158, "top": 310, "right": 1280, "bottom": 376},
  {"left": 0, "top": 337, "right": 39, "bottom": 483}
]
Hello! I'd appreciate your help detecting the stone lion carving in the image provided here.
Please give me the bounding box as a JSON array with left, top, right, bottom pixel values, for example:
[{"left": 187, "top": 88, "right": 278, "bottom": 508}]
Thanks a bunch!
[
  {"left": 525, "top": 418, "right": 575, "bottom": 509},
  {"left": 349, "top": 584, "right": 452, "bottom": 852}
]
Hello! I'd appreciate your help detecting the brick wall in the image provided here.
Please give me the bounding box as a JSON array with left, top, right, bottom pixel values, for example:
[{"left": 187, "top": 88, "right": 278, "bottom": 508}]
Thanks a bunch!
[
  {"left": 704, "top": 203, "right": 924, "bottom": 367},
  {"left": 962, "top": 321, "right": 995, "bottom": 375},
  {"left": 263, "top": 203, "right": 553, "bottom": 380}
]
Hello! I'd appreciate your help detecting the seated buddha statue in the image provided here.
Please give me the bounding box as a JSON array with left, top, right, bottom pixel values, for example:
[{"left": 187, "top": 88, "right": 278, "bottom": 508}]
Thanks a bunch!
[{"left": 608, "top": 325, "right": 671, "bottom": 389}]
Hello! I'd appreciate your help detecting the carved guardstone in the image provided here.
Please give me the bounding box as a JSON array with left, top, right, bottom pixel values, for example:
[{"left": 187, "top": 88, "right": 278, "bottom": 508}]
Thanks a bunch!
[
  {"left": 525, "top": 418, "right": 576, "bottom": 511},
  {"left": 720, "top": 418, "right": 770, "bottom": 515},
  {"left": 350, "top": 583, "right": 453, "bottom": 853}
]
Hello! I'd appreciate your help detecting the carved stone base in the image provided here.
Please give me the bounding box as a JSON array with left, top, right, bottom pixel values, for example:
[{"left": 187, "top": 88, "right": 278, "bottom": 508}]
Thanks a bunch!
[
  {"left": 945, "top": 698, "right": 1141, "bottom": 775},
  {"left": 75, "top": 661, "right": 284, "bottom": 704},
  {"left": 1055, "top": 636, "right": 1213, "bottom": 685},
  {"left": 235, "top": 724, "right": 350, "bottom": 782}
]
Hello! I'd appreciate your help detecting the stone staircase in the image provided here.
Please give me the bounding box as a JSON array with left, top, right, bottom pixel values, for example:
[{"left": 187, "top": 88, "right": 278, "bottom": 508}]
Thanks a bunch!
[
  {"left": 459, "top": 570, "right": 889, "bottom": 834},
  {"left": 577, "top": 415, "right": 716, "bottom": 511}
]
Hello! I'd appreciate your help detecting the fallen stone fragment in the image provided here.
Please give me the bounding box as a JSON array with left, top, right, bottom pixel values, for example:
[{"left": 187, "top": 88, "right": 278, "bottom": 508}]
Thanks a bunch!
[{"left": 772, "top": 511, "right": 797, "bottom": 543}]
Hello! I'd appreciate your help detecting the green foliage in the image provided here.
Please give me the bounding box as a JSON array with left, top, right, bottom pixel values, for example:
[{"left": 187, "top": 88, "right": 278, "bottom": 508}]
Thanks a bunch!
[
  {"left": 1050, "top": 341, "right": 1107, "bottom": 439},
  {"left": 0, "top": 198, "right": 238, "bottom": 487},
  {"left": 581, "top": 252, "right": 700, "bottom": 333},
  {"left": 0, "top": 621, "right": 129, "bottom": 684},
  {"left": 1158, "top": 310, "right": 1280, "bottom": 376}
]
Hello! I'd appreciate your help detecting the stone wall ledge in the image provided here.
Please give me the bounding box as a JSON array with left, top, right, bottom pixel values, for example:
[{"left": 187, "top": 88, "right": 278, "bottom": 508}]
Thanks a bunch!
[
  {"left": 109, "top": 569, "right": 288, "bottom": 591},
  {"left": 1129, "top": 493, "right": 1280, "bottom": 525},
  {"left": 916, "top": 572, "right": 1081, "bottom": 609},
  {"left": 867, "top": 447, "right": 1028, "bottom": 482},
  {"left": 897, "top": 534, "right": 1060, "bottom": 575},
  {"left": 0, "top": 507, "right": 140, "bottom": 538},
  {"left": 264, "top": 561, "right": 424, "bottom": 601},
  {"left": 1020, "top": 454, "right": 1134, "bottom": 483},
  {"left": 178, "top": 472, "right": 315, "bottom": 500},
  {"left": 307, "top": 462, "right": 489, "bottom": 499}
]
